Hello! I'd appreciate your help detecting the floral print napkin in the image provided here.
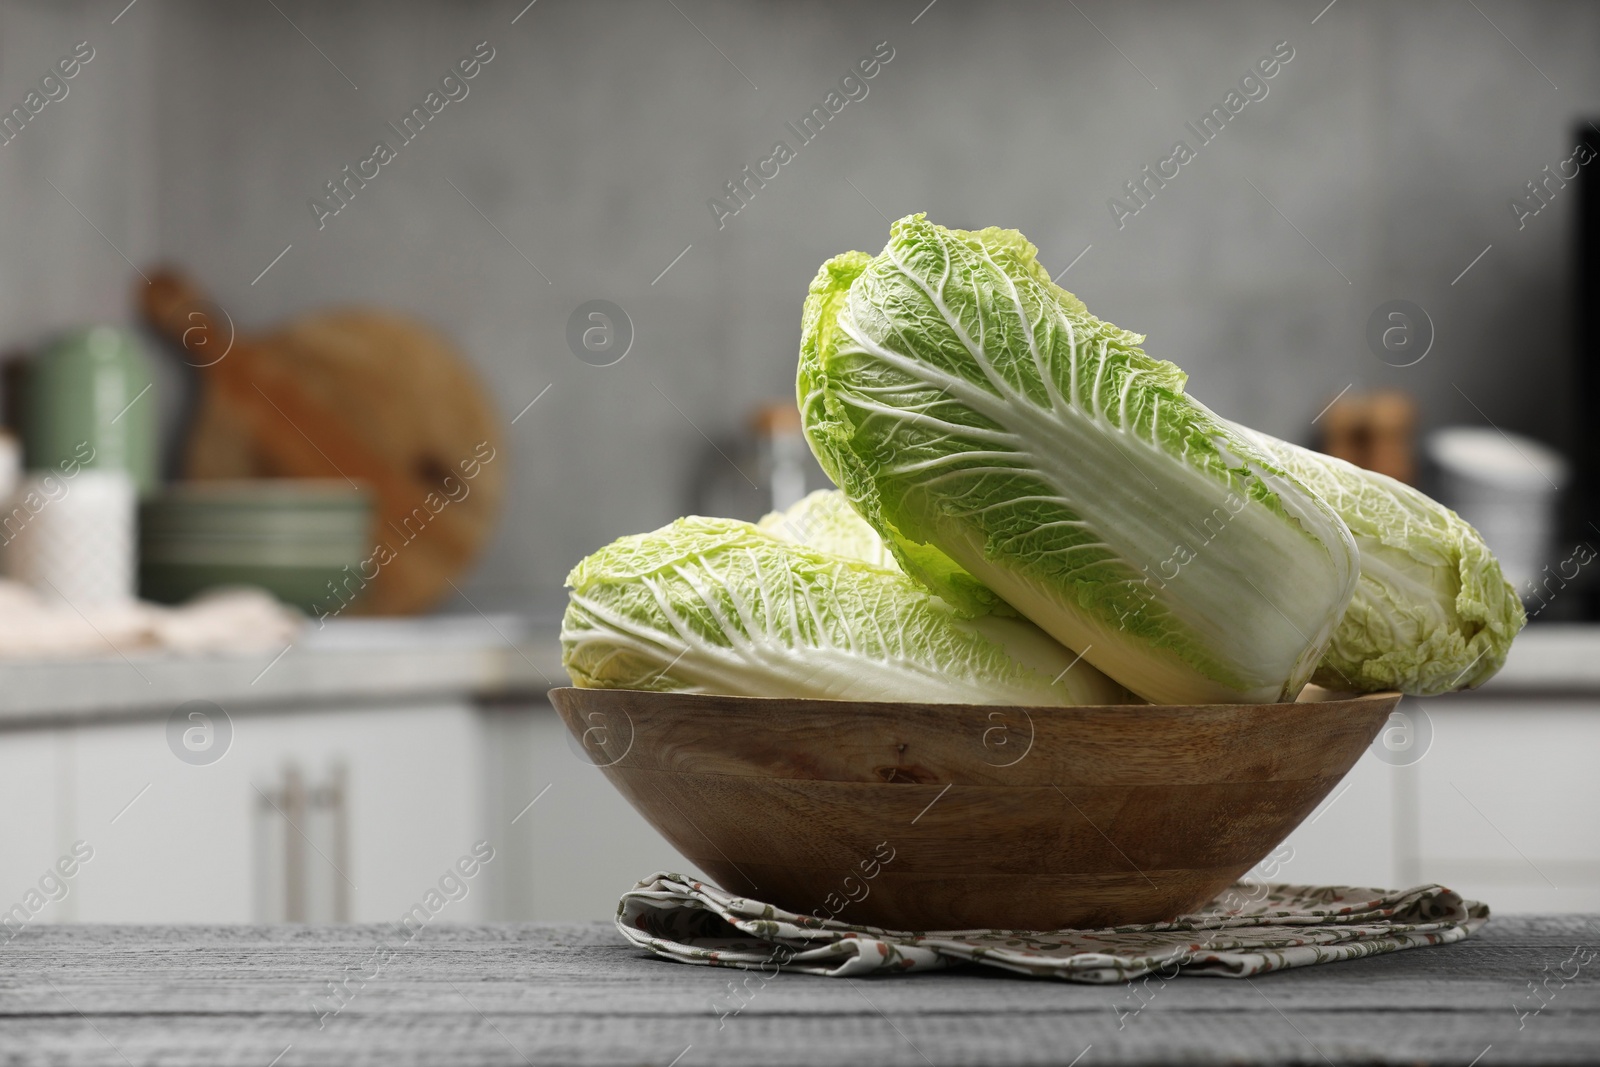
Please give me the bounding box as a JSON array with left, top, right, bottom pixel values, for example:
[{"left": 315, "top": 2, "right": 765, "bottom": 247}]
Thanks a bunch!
[{"left": 616, "top": 873, "right": 1489, "bottom": 983}]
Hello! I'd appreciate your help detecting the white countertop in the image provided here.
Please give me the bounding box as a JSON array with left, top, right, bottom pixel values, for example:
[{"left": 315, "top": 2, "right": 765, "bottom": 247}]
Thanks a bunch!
[
  {"left": 0, "top": 618, "right": 1588, "bottom": 725},
  {"left": 0, "top": 615, "right": 564, "bottom": 725}
]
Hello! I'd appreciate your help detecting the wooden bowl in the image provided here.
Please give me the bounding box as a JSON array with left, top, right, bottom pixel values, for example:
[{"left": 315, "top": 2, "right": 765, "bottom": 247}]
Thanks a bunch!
[{"left": 549, "top": 687, "right": 1399, "bottom": 931}]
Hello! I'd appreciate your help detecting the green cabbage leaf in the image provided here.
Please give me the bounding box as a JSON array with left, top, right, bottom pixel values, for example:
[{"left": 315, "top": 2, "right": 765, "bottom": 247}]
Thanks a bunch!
[
  {"left": 758, "top": 489, "right": 901, "bottom": 572},
  {"left": 561, "top": 516, "right": 1133, "bottom": 705},
  {"left": 798, "top": 214, "right": 1360, "bottom": 704},
  {"left": 1240, "top": 429, "right": 1525, "bottom": 694}
]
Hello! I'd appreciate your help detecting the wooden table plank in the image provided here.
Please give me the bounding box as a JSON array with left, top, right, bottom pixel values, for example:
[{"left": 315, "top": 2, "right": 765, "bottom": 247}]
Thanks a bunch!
[{"left": 1, "top": 917, "right": 1596, "bottom": 1066}]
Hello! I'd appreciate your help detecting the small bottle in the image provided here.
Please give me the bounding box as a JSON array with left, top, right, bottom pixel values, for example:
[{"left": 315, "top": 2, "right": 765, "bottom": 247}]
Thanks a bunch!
[{"left": 752, "top": 404, "right": 809, "bottom": 514}]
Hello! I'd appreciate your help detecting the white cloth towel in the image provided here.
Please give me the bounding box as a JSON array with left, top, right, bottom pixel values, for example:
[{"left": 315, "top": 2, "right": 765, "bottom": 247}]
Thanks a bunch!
[{"left": 0, "top": 580, "right": 301, "bottom": 659}]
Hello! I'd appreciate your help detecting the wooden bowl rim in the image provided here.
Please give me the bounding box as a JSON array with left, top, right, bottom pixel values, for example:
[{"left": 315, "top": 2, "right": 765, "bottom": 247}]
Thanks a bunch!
[{"left": 547, "top": 686, "right": 1401, "bottom": 717}]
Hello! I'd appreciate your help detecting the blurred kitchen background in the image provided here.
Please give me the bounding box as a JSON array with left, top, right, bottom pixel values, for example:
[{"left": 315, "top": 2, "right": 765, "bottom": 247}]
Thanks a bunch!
[{"left": 0, "top": 0, "right": 1595, "bottom": 927}]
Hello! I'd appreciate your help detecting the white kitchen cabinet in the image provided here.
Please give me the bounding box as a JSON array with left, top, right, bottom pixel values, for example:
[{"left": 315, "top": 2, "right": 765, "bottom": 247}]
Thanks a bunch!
[
  {"left": 0, "top": 618, "right": 556, "bottom": 926},
  {"left": 0, "top": 730, "right": 74, "bottom": 928},
  {"left": 480, "top": 701, "right": 703, "bottom": 922},
  {"left": 21, "top": 701, "right": 488, "bottom": 924},
  {"left": 1409, "top": 694, "right": 1600, "bottom": 914},
  {"left": 1281, "top": 694, "right": 1600, "bottom": 914},
  {"left": 0, "top": 698, "right": 696, "bottom": 929}
]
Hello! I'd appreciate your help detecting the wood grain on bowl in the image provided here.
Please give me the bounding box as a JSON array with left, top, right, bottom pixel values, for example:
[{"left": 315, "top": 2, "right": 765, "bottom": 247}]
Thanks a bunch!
[{"left": 549, "top": 687, "right": 1399, "bottom": 931}]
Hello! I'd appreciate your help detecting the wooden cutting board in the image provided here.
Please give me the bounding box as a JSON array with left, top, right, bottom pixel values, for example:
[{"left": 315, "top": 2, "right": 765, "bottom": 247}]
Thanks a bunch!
[{"left": 140, "top": 269, "right": 504, "bottom": 616}]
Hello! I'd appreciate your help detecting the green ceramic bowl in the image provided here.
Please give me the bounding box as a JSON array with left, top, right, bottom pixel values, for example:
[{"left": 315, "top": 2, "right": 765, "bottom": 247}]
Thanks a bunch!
[{"left": 139, "top": 480, "right": 374, "bottom": 614}]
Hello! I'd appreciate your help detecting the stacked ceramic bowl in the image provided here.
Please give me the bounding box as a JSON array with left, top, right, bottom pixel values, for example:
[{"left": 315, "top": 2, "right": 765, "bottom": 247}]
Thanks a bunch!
[{"left": 139, "top": 481, "right": 373, "bottom": 613}]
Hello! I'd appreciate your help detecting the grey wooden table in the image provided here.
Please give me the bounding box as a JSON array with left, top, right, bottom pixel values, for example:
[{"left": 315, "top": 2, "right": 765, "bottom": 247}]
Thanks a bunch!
[{"left": 2, "top": 917, "right": 1597, "bottom": 1066}]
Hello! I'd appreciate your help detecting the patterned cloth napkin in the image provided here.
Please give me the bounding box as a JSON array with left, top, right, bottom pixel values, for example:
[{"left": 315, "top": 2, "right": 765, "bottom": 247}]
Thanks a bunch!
[{"left": 617, "top": 873, "right": 1489, "bottom": 983}]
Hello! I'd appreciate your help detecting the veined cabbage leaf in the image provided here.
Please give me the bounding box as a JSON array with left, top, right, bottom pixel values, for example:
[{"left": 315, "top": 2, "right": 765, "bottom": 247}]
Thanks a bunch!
[
  {"left": 758, "top": 489, "right": 901, "bottom": 572},
  {"left": 1239, "top": 428, "right": 1525, "bottom": 694},
  {"left": 561, "top": 516, "right": 1133, "bottom": 705},
  {"left": 799, "top": 214, "right": 1359, "bottom": 705}
]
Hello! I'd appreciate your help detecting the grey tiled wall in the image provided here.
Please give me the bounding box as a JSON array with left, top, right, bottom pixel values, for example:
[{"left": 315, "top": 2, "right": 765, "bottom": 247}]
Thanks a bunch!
[{"left": 1, "top": 0, "right": 1594, "bottom": 608}]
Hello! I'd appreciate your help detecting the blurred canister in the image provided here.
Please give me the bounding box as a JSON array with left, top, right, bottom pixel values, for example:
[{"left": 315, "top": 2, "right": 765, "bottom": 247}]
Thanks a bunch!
[
  {"left": 7, "top": 327, "right": 152, "bottom": 606},
  {"left": 21, "top": 326, "right": 157, "bottom": 496},
  {"left": 1427, "top": 427, "right": 1569, "bottom": 596},
  {"left": 4, "top": 469, "right": 137, "bottom": 606}
]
